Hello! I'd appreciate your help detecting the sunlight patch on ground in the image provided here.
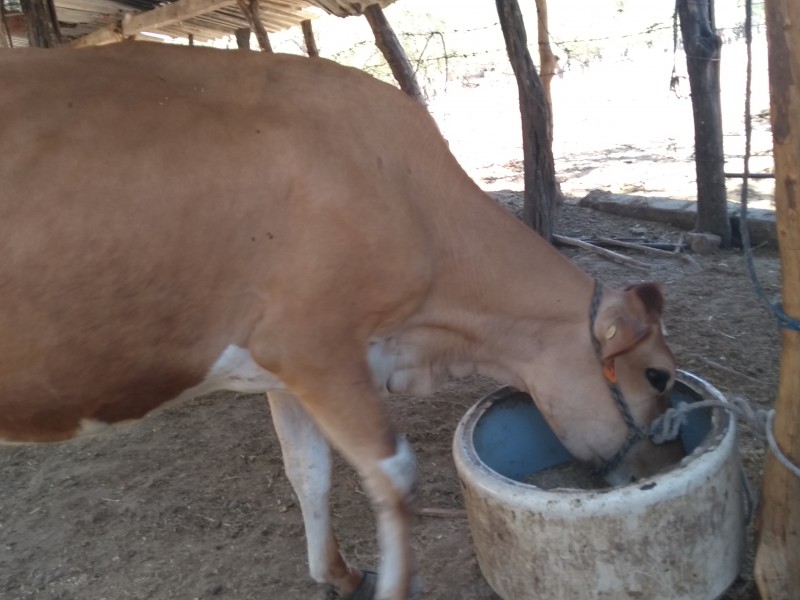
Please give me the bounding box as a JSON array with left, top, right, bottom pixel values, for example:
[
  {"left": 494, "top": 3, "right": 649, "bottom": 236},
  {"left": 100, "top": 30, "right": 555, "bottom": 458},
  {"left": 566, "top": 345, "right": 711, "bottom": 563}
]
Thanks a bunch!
[{"left": 429, "top": 40, "right": 774, "bottom": 211}]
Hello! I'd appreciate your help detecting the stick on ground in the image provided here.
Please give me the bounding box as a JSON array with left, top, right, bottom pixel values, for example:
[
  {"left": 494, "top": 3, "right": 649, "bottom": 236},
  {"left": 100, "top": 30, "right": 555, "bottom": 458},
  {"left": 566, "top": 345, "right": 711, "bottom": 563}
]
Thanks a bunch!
[
  {"left": 553, "top": 235, "right": 649, "bottom": 270},
  {"left": 594, "top": 236, "right": 699, "bottom": 266}
]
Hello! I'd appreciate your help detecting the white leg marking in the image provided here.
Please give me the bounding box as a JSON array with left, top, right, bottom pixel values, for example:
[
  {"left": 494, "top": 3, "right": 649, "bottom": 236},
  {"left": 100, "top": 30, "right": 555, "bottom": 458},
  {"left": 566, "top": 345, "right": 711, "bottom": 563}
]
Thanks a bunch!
[
  {"left": 77, "top": 418, "right": 113, "bottom": 436},
  {"left": 206, "top": 345, "right": 287, "bottom": 394},
  {"left": 378, "top": 437, "right": 416, "bottom": 499},
  {"left": 375, "top": 437, "right": 419, "bottom": 600},
  {"left": 268, "top": 391, "right": 342, "bottom": 585}
]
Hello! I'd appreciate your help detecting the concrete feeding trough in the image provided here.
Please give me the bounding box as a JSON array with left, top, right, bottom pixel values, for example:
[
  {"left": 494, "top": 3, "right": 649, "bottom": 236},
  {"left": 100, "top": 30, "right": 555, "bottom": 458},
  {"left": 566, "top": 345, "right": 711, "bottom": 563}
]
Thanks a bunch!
[{"left": 453, "top": 371, "right": 746, "bottom": 600}]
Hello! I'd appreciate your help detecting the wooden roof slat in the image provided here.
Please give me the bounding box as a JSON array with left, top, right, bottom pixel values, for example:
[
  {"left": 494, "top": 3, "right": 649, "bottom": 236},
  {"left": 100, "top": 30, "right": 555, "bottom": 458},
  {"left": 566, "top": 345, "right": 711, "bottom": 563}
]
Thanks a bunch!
[
  {"left": 208, "top": 7, "right": 299, "bottom": 32},
  {"left": 67, "top": 0, "right": 395, "bottom": 46},
  {"left": 306, "top": 0, "right": 390, "bottom": 18},
  {"left": 72, "top": 0, "right": 236, "bottom": 46}
]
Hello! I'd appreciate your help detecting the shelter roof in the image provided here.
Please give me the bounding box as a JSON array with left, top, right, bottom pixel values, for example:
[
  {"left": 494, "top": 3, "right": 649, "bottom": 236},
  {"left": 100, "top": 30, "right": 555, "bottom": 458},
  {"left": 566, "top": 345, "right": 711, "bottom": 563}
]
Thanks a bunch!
[{"left": 5, "top": 0, "right": 396, "bottom": 47}]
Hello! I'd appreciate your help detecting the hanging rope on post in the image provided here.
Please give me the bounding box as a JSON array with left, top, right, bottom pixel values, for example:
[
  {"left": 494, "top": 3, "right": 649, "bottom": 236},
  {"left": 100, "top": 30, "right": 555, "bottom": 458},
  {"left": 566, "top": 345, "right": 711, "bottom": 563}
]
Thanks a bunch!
[{"left": 739, "top": 0, "right": 800, "bottom": 332}]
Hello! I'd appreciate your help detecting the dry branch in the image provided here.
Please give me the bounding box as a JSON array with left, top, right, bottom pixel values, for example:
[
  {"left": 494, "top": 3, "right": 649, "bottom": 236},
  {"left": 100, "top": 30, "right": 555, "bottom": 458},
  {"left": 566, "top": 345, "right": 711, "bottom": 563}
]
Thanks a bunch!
[
  {"left": 553, "top": 235, "right": 649, "bottom": 270},
  {"left": 594, "top": 236, "right": 699, "bottom": 266}
]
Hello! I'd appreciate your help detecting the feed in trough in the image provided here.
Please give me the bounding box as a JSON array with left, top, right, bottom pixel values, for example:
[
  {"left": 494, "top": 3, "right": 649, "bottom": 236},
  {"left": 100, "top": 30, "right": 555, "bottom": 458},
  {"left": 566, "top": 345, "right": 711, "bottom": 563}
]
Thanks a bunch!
[{"left": 523, "top": 460, "right": 607, "bottom": 490}]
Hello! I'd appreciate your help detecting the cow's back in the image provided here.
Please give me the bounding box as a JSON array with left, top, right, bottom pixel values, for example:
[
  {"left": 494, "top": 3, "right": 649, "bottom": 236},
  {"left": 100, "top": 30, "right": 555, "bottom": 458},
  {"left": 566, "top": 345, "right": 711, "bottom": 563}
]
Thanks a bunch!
[{"left": 0, "top": 43, "right": 463, "bottom": 441}]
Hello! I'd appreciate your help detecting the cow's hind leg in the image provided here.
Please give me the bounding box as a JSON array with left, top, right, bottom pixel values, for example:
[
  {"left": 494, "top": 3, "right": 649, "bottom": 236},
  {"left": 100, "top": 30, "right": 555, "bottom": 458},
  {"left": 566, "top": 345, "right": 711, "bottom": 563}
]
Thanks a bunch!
[{"left": 267, "top": 390, "right": 371, "bottom": 599}]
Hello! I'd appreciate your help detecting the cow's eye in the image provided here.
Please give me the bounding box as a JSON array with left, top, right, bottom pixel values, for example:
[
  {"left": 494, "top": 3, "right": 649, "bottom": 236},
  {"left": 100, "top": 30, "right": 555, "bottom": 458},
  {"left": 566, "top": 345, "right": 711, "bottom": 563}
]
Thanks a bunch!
[{"left": 645, "top": 368, "right": 671, "bottom": 393}]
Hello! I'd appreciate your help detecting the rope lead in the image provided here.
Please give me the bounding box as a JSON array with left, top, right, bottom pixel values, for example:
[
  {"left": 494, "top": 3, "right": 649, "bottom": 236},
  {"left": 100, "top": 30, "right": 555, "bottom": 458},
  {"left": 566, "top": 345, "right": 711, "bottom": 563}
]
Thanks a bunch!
[{"left": 650, "top": 398, "right": 800, "bottom": 481}]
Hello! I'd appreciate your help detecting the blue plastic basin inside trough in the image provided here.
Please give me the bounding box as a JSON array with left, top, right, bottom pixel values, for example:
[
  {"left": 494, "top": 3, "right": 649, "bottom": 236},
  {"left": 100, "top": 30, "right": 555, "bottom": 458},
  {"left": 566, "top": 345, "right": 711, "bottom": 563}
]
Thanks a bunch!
[{"left": 472, "top": 379, "right": 712, "bottom": 482}]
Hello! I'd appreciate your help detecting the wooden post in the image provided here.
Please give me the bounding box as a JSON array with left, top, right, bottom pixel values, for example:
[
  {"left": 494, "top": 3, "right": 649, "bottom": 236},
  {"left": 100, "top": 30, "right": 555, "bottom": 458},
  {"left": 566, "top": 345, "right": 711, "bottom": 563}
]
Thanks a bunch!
[
  {"left": 754, "top": 1, "right": 800, "bottom": 598},
  {"left": 0, "top": 2, "right": 12, "bottom": 48},
  {"left": 363, "top": 3, "right": 426, "bottom": 106},
  {"left": 676, "top": 0, "right": 731, "bottom": 247},
  {"left": 235, "top": 26, "right": 251, "bottom": 50},
  {"left": 534, "top": 0, "right": 557, "bottom": 138},
  {"left": 495, "top": 0, "right": 559, "bottom": 242},
  {"left": 20, "top": 0, "right": 61, "bottom": 47},
  {"left": 301, "top": 19, "right": 319, "bottom": 58},
  {"left": 236, "top": 0, "right": 272, "bottom": 53},
  {"left": 188, "top": 33, "right": 194, "bottom": 46}
]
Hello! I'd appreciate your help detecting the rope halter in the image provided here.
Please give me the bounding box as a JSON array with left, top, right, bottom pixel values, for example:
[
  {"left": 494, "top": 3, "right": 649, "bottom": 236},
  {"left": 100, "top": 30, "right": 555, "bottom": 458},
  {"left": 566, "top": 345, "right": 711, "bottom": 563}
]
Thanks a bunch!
[{"left": 589, "top": 279, "right": 649, "bottom": 477}]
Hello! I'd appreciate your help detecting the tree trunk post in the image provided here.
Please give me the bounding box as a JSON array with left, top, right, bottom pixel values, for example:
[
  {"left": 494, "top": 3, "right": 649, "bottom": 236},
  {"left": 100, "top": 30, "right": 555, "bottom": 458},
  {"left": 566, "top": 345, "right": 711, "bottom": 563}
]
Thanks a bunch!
[
  {"left": 496, "top": 0, "right": 559, "bottom": 242},
  {"left": 534, "top": 0, "right": 557, "bottom": 139},
  {"left": 235, "top": 26, "right": 251, "bottom": 50},
  {"left": 20, "top": 0, "right": 61, "bottom": 48},
  {"left": 676, "top": 0, "right": 731, "bottom": 247},
  {"left": 236, "top": 0, "right": 272, "bottom": 53},
  {"left": 301, "top": 19, "right": 319, "bottom": 58},
  {"left": 754, "top": 0, "right": 800, "bottom": 597},
  {"left": 363, "top": 3, "right": 426, "bottom": 106},
  {"left": 1, "top": 2, "right": 12, "bottom": 48}
]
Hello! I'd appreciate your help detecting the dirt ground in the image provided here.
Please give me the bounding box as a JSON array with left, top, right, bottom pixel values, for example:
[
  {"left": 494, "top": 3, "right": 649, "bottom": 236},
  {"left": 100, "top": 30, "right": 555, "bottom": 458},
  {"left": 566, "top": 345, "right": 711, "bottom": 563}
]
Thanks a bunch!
[{"left": 0, "top": 190, "right": 780, "bottom": 600}]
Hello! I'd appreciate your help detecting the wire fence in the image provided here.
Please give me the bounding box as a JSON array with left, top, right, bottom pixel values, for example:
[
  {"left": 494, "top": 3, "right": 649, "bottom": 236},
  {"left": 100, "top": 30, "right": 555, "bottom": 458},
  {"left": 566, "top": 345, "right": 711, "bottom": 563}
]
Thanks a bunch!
[{"left": 298, "top": 12, "right": 770, "bottom": 100}]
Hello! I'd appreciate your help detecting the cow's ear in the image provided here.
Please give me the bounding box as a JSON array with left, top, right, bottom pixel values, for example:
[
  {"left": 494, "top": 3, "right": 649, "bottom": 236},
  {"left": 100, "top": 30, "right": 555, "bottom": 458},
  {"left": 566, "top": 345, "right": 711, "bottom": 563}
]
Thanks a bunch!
[
  {"left": 600, "top": 317, "right": 649, "bottom": 361},
  {"left": 596, "top": 283, "right": 663, "bottom": 361},
  {"left": 626, "top": 282, "right": 664, "bottom": 317}
]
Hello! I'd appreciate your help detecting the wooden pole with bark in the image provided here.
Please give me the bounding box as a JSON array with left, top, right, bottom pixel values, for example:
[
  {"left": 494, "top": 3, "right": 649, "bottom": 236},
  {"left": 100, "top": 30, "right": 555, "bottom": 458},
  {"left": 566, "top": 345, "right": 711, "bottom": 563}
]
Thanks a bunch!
[
  {"left": 676, "top": 0, "right": 731, "bottom": 247},
  {"left": 754, "top": 0, "right": 800, "bottom": 597},
  {"left": 301, "top": 19, "right": 319, "bottom": 58},
  {"left": 496, "top": 0, "right": 559, "bottom": 242},
  {"left": 1, "top": 2, "right": 13, "bottom": 48},
  {"left": 236, "top": 0, "right": 272, "bottom": 52},
  {"left": 235, "top": 26, "right": 251, "bottom": 50},
  {"left": 364, "top": 3, "right": 426, "bottom": 106},
  {"left": 20, "top": 0, "right": 61, "bottom": 47},
  {"left": 534, "top": 0, "right": 557, "bottom": 138}
]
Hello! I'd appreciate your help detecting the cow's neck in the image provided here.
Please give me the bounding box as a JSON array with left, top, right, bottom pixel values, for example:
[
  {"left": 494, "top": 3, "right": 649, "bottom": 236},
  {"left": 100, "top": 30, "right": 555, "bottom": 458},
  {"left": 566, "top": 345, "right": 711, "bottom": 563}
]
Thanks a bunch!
[{"left": 370, "top": 182, "right": 597, "bottom": 397}]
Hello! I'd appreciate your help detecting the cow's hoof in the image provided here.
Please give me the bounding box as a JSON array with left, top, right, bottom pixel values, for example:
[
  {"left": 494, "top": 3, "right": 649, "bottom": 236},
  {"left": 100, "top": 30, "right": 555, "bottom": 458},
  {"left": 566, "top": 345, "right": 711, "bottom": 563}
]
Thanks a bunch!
[
  {"left": 324, "top": 571, "right": 377, "bottom": 600},
  {"left": 343, "top": 570, "right": 377, "bottom": 600}
]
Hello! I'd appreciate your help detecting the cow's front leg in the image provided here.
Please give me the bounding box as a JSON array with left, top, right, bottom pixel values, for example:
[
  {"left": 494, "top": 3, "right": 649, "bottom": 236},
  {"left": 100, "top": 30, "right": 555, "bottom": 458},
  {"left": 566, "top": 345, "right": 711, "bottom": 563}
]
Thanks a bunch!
[
  {"left": 270, "top": 380, "right": 420, "bottom": 600},
  {"left": 267, "top": 390, "right": 372, "bottom": 599}
]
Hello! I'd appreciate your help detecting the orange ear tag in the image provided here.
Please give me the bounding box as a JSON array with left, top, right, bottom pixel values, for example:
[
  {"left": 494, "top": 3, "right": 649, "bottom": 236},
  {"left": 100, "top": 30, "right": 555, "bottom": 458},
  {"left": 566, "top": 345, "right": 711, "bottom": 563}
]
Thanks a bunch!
[{"left": 603, "top": 360, "right": 618, "bottom": 383}]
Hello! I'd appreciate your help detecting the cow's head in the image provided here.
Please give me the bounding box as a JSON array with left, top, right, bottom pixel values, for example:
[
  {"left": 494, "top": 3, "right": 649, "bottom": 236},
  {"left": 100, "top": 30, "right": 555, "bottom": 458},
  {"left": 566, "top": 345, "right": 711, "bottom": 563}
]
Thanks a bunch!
[{"left": 529, "top": 281, "right": 683, "bottom": 485}]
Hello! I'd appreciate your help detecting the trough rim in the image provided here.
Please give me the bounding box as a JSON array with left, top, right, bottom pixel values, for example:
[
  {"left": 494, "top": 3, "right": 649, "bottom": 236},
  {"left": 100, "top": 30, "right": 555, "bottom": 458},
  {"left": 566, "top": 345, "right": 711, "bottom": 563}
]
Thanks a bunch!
[{"left": 453, "top": 370, "right": 739, "bottom": 516}]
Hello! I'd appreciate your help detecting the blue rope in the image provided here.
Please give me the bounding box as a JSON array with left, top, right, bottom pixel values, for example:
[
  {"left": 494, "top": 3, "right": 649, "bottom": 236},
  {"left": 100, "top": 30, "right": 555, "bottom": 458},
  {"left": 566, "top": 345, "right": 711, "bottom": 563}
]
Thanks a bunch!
[{"left": 740, "top": 0, "right": 800, "bottom": 333}]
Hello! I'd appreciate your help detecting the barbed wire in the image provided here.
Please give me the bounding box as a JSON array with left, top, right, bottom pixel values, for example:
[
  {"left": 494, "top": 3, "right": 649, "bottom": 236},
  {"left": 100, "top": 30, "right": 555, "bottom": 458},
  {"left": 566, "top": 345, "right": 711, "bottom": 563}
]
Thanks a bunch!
[{"left": 333, "top": 17, "right": 766, "bottom": 77}]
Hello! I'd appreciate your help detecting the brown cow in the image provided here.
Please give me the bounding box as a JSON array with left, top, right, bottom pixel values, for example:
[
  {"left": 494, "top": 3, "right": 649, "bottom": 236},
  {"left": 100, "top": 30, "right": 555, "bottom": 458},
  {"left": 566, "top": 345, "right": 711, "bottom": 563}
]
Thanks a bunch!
[{"left": 0, "top": 42, "right": 680, "bottom": 600}]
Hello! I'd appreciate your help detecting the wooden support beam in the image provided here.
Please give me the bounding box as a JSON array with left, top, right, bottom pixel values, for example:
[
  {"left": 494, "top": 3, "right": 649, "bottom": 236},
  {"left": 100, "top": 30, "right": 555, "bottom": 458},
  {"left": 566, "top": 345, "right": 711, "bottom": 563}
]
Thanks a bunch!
[
  {"left": 534, "top": 0, "right": 556, "bottom": 137},
  {"left": 70, "top": 19, "right": 123, "bottom": 46},
  {"left": 21, "top": 0, "right": 62, "bottom": 47},
  {"left": 363, "top": 3, "right": 426, "bottom": 106},
  {"left": 301, "top": 19, "right": 318, "bottom": 57},
  {"left": 754, "top": 0, "right": 800, "bottom": 597},
  {"left": 496, "top": 0, "right": 559, "bottom": 242},
  {"left": 0, "top": 3, "right": 13, "bottom": 48},
  {"left": 72, "top": 0, "right": 235, "bottom": 47},
  {"left": 235, "top": 26, "right": 251, "bottom": 50},
  {"left": 236, "top": 0, "right": 272, "bottom": 52},
  {"left": 724, "top": 172, "right": 775, "bottom": 179},
  {"left": 676, "top": 0, "right": 731, "bottom": 247}
]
